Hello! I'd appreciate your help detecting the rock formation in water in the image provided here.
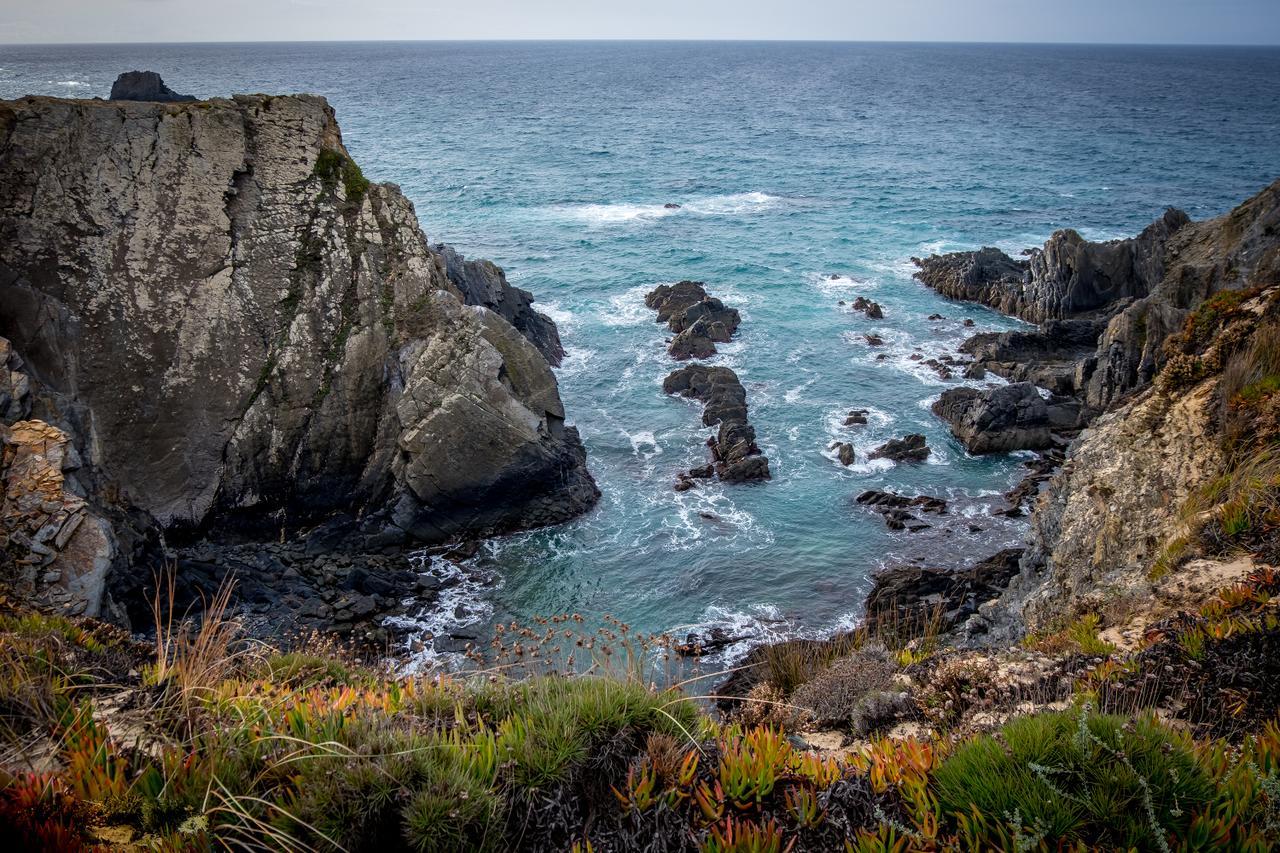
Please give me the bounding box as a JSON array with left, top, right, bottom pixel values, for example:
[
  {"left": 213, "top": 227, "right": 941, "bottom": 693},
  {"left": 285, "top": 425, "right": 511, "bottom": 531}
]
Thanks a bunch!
[
  {"left": 663, "top": 365, "right": 770, "bottom": 483},
  {"left": 432, "top": 243, "right": 564, "bottom": 366},
  {"left": 868, "top": 433, "right": 930, "bottom": 463},
  {"left": 109, "top": 70, "right": 196, "bottom": 102},
  {"left": 646, "top": 280, "right": 741, "bottom": 360},
  {"left": 0, "top": 92, "right": 598, "bottom": 623}
]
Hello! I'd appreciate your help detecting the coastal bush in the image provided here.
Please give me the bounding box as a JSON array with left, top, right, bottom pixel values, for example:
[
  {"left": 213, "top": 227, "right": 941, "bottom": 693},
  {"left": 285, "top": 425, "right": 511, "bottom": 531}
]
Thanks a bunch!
[{"left": 933, "top": 706, "right": 1215, "bottom": 849}]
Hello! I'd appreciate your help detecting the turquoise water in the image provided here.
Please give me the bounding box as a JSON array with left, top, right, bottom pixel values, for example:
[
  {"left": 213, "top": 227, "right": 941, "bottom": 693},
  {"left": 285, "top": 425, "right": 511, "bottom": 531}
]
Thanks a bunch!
[{"left": 5, "top": 42, "right": 1280, "bottom": 662}]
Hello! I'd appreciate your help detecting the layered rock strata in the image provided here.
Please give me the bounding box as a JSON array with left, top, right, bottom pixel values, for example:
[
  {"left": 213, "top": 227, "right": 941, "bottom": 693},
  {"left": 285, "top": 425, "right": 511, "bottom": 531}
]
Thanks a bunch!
[{"left": 0, "top": 92, "right": 598, "bottom": 621}]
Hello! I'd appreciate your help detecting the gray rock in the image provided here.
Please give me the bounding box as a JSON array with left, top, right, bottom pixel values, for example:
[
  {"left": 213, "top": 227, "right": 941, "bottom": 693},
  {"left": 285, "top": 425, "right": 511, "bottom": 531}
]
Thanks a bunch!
[
  {"left": 108, "top": 71, "right": 195, "bottom": 102},
  {"left": 432, "top": 243, "right": 564, "bottom": 366},
  {"left": 932, "top": 383, "right": 1054, "bottom": 454},
  {"left": 868, "top": 434, "right": 930, "bottom": 463},
  {"left": 0, "top": 94, "right": 599, "bottom": 584}
]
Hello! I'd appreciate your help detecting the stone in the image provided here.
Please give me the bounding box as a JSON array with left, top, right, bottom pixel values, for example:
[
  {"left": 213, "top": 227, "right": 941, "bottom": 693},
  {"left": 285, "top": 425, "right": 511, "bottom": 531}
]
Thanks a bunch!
[
  {"left": 663, "top": 365, "right": 769, "bottom": 482},
  {"left": 108, "top": 71, "right": 196, "bottom": 102},
  {"left": 0, "top": 94, "right": 599, "bottom": 572},
  {"left": 868, "top": 434, "right": 930, "bottom": 463},
  {"left": 931, "top": 383, "right": 1054, "bottom": 454},
  {"left": 833, "top": 442, "right": 856, "bottom": 466},
  {"left": 433, "top": 243, "right": 564, "bottom": 365}
]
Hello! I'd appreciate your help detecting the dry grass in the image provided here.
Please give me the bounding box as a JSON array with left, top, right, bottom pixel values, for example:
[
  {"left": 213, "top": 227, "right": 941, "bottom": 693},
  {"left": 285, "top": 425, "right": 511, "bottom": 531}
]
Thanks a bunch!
[{"left": 148, "top": 568, "right": 249, "bottom": 734}]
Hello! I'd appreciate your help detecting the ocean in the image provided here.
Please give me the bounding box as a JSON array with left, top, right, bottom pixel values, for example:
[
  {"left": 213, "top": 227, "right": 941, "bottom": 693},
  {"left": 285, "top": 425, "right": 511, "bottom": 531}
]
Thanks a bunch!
[{"left": 4, "top": 41, "right": 1279, "bottom": 665}]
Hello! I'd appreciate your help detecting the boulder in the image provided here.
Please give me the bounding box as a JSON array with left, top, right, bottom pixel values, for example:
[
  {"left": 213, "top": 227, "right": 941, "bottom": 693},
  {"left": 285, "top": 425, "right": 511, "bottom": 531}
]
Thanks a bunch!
[
  {"left": 868, "top": 434, "right": 930, "bottom": 463},
  {"left": 932, "top": 383, "right": 1054, "bottom": 454}
]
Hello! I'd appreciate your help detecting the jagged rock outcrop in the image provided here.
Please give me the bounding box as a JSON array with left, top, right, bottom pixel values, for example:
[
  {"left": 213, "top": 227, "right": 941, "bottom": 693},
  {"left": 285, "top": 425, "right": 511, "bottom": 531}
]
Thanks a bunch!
[
  {"left": 0, "top": 93, "right": 598, "bottom": 619},
  {"left": 663, "top": 365, "right": 770, "bottom": 483},
  {"left": 868, "top": 434, "right": 930, "bottom": 463},
  {"left": 913, "top": 209, "right": 1189, "bottom": 325},
  {"left": 959, "top": 319, "right": 1104, "bottom": 398},
  {"left": 432, "top": 243, "right": 564, "bottom": 366},
  {"left": 646, "top": 281, "right": 741, "bottom": 360},
  {"left": 856, "top": 490, "right": 948, "bottom": 531},
  {"left": 864, "top": 548, "right": 1024, "bottom": 634},
  {"left": 932, "top": 382, "right": 1060, "bottom": 454},
  {"left": 918, "top": 183, "right": 1280, "bottom": 413},
  {"left": 109, "top": 70, "right": 195, "bottom": 102}
]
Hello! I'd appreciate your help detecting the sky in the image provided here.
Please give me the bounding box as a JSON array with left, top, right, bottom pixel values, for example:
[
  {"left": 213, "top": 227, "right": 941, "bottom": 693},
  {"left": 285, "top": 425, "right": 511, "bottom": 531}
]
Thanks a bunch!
[{"left": 1, "top": 0, "right": 1278, "bottom": 46}]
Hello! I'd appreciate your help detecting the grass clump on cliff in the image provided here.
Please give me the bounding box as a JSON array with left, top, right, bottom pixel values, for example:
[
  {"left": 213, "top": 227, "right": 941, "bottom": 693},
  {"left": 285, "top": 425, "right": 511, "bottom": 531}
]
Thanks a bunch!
[{"left": 313, "top": 147, "right": 371, "bottom": 207}]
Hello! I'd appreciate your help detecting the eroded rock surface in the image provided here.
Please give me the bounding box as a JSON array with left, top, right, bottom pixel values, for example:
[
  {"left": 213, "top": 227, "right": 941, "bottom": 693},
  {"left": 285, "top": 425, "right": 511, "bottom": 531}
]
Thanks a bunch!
[
  {"left": 0, "top": 93, "right": 598, "bottom": 620},
  {"left": 664, "top": 365, "right": 770, "bottom": 483},
  {"left": 646, "top": 280, "right": 741, "bottom": 360}
]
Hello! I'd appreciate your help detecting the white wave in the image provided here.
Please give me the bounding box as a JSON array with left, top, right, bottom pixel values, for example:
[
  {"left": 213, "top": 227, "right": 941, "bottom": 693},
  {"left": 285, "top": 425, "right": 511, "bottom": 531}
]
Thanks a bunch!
[
  {"left": 51, "top": 80, "right": 91, "bottom": 88},
  {"left": 783, "top": 377, "right": 816, "bottom": 404},
  {"left": 602, "top": 284, "right": 659, "bottom": 327},
  {"left": 820, "top": 405, "right": 897, "bottom": 473},
  {"left": 669, "top": 604, "right": 789, "bottom": 664},
  {"left": 388, "top": 555, "right": 499, "bottom": 673},
  {"left": 627, "top": 429, "right": 662, "bottom": 460},
  {"left": 565, "top": 202, "right": 678, "bottom": 225},
  {"left": 553, "top": 345, "right": 597, "bottom": 379},
  {"left": 535, "top": 300, "right": 575, "bottom": 329},
  {"left": 681, "top": 191, "right": 780, "bottom": 216},
  {"left": 555, "top": 192, "right": 779, "bottom": 227},
  {"left": 811, "top": 271, "right": 879, "bottom": 297}
]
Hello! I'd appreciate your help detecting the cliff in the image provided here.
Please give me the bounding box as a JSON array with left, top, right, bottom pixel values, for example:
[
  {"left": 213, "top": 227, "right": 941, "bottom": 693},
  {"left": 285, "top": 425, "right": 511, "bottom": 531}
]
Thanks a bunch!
[
  {"left": 913, "top": 181, "right": 1280, "bottom": 644},
  {"left": 915, "top": 184, "right": 1280, "bottom": 411},
  {"left": 0, "top": 93, "right": 598, "bottom": 621}
]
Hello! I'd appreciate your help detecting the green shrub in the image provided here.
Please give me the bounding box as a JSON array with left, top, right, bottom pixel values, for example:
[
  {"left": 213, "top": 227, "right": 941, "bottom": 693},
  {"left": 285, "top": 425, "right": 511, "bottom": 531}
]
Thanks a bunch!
[{"left": 933, "top": 707, "right": 1215, "bottom": 850}]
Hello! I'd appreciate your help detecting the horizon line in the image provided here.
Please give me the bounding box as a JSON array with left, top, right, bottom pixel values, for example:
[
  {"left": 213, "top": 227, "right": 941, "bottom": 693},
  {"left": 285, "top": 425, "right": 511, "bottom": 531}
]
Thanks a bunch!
[{"left": 5, "top": 37, "right": 1280, "bottom": 49}]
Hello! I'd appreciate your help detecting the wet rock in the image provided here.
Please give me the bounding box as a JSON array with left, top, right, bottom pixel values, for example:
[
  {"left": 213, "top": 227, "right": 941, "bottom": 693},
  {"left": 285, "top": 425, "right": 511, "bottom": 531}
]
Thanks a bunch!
[
  {"left": 664, "top": 365, "right": 770, "bottom": 482},
  {"left": 832, "top": 441, "right": 856, "bottom": 466},
  {"left": 844, "top": 409, "right": 869, "bottom": 426},
  {"left": 864, "top": 334, "right": 884, "bottom": 346},
  {"left": 850, "top": 296, "right": 884, "bottom": 319},
  {"left": 646, "top": 281, "right": 740, "bottom": 359},
  {"left": 931, "top": 383, "right": 1055, "bottom": 454},
  {"left": 868, "top": 434, "right": 930, "bottom": 463},
  {"left": 864, "top": 548, "right": 1025, "bottom": 634}
]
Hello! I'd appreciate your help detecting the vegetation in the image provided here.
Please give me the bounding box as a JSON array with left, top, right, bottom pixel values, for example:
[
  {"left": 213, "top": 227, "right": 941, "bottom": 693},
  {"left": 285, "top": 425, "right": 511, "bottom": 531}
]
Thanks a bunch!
[
  {"left": 313, "top": 147, "right": 371, "bottom": 207},
  {"left": 2, "top": 563, "right": 1279, "bottom": 851}
]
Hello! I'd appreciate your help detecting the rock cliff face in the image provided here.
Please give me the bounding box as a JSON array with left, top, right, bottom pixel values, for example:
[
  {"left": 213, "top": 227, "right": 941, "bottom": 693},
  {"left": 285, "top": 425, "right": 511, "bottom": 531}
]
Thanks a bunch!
[
  {"left": 952, "top": 182, "right": 1280, "bottom": 641},
  {"left": 0, "top": 93, "right": 598, "bottom": 618},
  {"left": 915, "top": 183, "right": 1280, "bottom": 412}
]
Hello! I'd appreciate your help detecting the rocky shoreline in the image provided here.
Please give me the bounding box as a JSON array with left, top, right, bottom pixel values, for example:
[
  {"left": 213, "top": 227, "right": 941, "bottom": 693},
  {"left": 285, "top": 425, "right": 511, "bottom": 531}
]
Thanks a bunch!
[
  {"left": 0, "top": 82, "right": 598, "bottom": 641},
  {"left": 715, "top": 177, "right": 1280, "bottom": 692}
]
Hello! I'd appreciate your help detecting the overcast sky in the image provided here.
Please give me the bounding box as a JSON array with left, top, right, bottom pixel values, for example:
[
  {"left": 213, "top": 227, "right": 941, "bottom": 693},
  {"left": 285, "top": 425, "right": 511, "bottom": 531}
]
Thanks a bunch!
[{"left": 2, "top": 0, "right": 1278, "bottom": 46}]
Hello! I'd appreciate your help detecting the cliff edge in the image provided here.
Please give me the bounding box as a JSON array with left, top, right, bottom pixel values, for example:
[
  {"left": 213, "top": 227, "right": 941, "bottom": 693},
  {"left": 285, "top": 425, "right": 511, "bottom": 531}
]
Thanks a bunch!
[{"left": 0, "top": 93, "right": 598, "bottom": 621}]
